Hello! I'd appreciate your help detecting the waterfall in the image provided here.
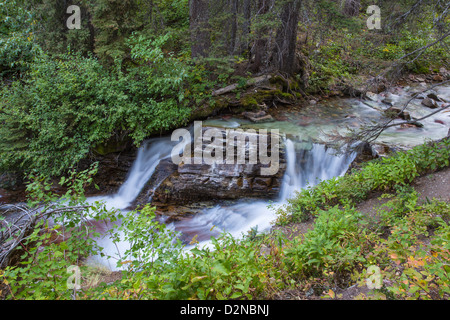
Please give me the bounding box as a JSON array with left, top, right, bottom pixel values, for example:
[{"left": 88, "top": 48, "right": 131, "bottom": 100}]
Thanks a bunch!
[
  {"left": 279, "top": 140, "right": 356, "bottom": 201},
  {"left": 174, "top": 139, "right": 357, "bottom": 247},
  {"left": 87, "top": 137, "right": 357, "bottom": 269},
  {"left": 87, "top": 136, "right": 180, "bottom": 211}
]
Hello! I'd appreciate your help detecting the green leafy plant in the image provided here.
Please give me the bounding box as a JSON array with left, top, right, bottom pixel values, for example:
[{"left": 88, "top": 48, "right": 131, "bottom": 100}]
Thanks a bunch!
[
  {"left": 0, "top": 163, "right": 114, "bottom": 299},
  {"left": 285, "top": 206, "right": 371, "bottom": 279}
]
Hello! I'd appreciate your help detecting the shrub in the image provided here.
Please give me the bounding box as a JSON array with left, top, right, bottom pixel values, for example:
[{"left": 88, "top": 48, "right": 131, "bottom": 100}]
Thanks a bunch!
[
  {"left": 284, "top": 206, "right": 371, "bottom": 279},
  {"left": 0, "top": 164, "right": 111, "bottom": 299},
  {"left": 0, "top": 47, "right": 193, "bottom": 176},
  {"left": 278, "top": 139, "right": 450, "bottom": 225}
]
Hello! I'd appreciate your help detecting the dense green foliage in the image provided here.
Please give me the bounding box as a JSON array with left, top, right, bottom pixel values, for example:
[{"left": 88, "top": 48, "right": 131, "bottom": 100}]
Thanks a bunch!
[
  {"left": 0, "top": 0, "right": 40, "bottom": 79},
  {"left": 0, "top": 0, "right": 199, "bottom": 176},
  {"left": 0, "top": 1, "right": 215, "bottom": 176},
  {"left": 0, "top": 0, "right": 449, "bottom": 301},
  {"left": 0, "top": 49, "right": 196, "bottom": 176}
]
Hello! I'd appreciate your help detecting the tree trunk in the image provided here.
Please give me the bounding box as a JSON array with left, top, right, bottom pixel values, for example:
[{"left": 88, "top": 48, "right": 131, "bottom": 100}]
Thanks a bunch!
[
  {"left": 250, "top": 0, "right": 270, "bottom": 73},
  {"left": 273, "top": 0, "right": 301, "bottom": 75},
  {"left": 229, "top": 0, "right": 238, "bottom": 55},
  {"left": 342, "top": 0, "right": 360, "bottom": 16},
  {"left": 190, "top": 0, "right": 211, "bottom": 58},
  {"left": 242, "top": 0, "right": 251, "bottom": 54}
]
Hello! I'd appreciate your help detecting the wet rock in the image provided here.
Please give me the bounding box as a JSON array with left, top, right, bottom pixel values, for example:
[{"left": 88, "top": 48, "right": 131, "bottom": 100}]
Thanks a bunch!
[
  {"left": 365, "top": 91, "right": 378, "bottom": 102},
  {"left": 422, "top": 97, "right": 439, "bottom": 109},
  {"left": 371, "top": 143, "right": 392, "bottom": 158},
  {"left": 149, "top": 128, "right": 286, "bottom": 207},
  {"left": 348, "top": 142, "right": 388, "bottom": 172},
  {"left": 250, "top": 114, "right": 274, "bottom": 123},
  {"left": 400, "top": 123, "right": 423, "bottom": 128},
  {"left": 242, "top": 110, "right": 266, "bottom": 118},
  {"left": 384, "top": 107, "right": 411, "bottom": 121},
  {"left": 382, "top": 97, "right": 394, "bottom": 106},
  {"left": 242, "top": 111, "right": 274, "bottom": 123},
  {"left": 413, "top": 92, "right": 426, "bottom": 99},
  {"left": 433, "top": 74, "right": 444, "bottom": 82},
  {"left": 427, "top": 92, "right": 442, "bottom": 102}
]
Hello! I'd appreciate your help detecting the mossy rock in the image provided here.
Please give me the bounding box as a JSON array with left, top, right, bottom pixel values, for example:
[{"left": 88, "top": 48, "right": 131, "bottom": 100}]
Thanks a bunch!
[
  {"left": 269, "top": 75, "right": 288, "bottom": 90},
  {"left": 240, "top": 95, "right": 259, "bottom": 108},
  {"left": 190, "top": 98, "right": 228, "bottom": 119},
  {"left": 238, "top": 90, "right": 276, "bottom": 108},
  {"left": 94, "top": 137, "right": 132, "bottom": 155},
  {"left": 277, "top": 91, "right": 295, "bottom": 100}
]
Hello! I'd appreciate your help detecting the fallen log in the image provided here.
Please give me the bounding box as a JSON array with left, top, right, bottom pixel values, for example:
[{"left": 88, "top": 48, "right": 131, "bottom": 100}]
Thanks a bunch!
[{"left": 211, "top": 75, "right": 272, "bottom": 97}]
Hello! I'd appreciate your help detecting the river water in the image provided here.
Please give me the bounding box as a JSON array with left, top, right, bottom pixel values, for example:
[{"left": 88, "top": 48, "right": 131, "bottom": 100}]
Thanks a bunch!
[
  {"left": 83, "top": 84, "right": 450, "bottom": 270},
  {"left": 86, "top": 136, "right": 357, "bottom": 270}
]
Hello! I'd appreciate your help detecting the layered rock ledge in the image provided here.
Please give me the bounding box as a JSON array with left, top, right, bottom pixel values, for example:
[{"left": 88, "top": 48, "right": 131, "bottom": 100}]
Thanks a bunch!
[{"left": 135, "top": 127, "right": 286, "bottom": 211}]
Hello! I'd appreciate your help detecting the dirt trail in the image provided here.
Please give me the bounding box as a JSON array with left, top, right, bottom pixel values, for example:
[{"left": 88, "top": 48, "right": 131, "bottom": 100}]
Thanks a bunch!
[{"left": 356, "top": 166, "right": 450, "bottom": 217}]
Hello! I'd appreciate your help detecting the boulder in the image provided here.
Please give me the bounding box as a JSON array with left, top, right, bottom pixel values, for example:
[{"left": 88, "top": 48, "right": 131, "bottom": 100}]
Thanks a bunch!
[
  {"left": 249, "top": 114, "right": 275, "bottom": 123},
  {"left": 242, "top": 111, "right": 275, "bottom": 123},
  {"left": 422, "top": 97, "right": 439, "bottom": 109},
  {"left": 384, "top": 107, "right": 411, "bottom": 121},
  {"left": 365, "top": 91, "right": 378, "bottom": 102},
  {"left": 427, "top": 92, "right": 442, "bottom": 102},
  {"left": 433, "top": 74, "right": 444, "bottom": 82}
]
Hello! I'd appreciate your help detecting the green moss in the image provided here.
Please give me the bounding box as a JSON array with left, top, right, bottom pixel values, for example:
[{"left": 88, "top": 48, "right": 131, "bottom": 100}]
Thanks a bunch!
[
  {"left": 190, "top": 98, "right": 228, "bottom": 119},
  {"left": 269, "top": 75, "right": 287, "bottom": 87},
  {"left": 239, "top": 90, "right": 276, "bottom": 108},
  {"left": 240, "top": 95, "right": 258, "bottom": 108},
  {"left": 288, "top": 80, "right": 300, "bottom": 91},
  {"left": 408, "top": 60, "right": 430, "bottom": 74},
  {"left": 278, "top": 92, "right": 294, "bottom": 100},
  {"left": 94, "top": 138, "right": 130, "bottom": 155}
]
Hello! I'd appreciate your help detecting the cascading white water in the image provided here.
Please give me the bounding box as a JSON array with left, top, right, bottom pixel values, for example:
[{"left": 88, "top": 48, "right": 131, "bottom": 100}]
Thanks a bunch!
[
  {"left": 85, "top": 136, "right": 183, "bottom": 269},
  {"left": 87, "top": 136, "right": 357, "bottom": 269},
  {"left": 279, "top": 140, "right": 356, "bottom": 201},
  {"left": 87, "top": 137, "right": 179, "bottom": 211},
  {"left": 174, "top": 139, "right": 357, "bottom": 247}
]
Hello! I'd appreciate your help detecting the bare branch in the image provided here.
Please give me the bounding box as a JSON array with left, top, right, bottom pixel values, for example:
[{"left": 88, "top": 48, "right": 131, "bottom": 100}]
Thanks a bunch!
[
  {"left": 327, "top": 79, "right": 450, "bottom": 151},
  {"left": 0, "top": 203, "right": 94, "bottom": 268}
]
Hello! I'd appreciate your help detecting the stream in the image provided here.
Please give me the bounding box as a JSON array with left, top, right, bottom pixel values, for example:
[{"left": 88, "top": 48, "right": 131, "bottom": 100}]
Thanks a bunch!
[
  {"left": 1, "top": 84, "right": 449, "bottom": 271},
  {"left": 83, "top": 84, "right": 450, "bottom": 270},
  {"left": 85, "top": 136, "right": 357, "bottom": 270}
]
